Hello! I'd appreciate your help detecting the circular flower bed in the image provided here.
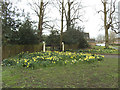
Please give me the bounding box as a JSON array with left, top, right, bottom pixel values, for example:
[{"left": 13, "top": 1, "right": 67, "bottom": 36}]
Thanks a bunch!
[{"left": 2, "top": 51, "right": 104, "bottom": 68}]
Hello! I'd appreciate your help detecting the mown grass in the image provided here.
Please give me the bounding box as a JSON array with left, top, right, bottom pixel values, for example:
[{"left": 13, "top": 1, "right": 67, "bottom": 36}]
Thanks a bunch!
[
  {"left": 77, "top": 46, "right": 119, "bottom": 54},
  {"left": 92, "top": 46, "right": 119, "bottom": 50},
  {"left": 2, "top": 56, "right": 118, "bottom": 88}
]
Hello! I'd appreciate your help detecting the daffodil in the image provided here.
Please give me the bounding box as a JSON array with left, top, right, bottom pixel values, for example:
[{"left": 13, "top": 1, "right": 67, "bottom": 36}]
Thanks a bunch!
[{"left": 24, "top": 59, "right": 27, "bottom": 62}]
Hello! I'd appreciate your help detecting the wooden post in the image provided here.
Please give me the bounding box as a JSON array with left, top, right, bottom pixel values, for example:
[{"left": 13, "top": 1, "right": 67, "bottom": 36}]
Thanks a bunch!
[{"left": 43, "top": 41, "right": 45, "bottom": 52}]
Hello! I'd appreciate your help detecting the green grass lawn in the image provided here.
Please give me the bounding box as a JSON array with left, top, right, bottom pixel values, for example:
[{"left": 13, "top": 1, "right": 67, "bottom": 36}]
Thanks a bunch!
[
  {"left": 91, "top": 46, "right": 105, "bottom": 49},
  {"left": 109, "top": 46, "right": 120, "bottom": 49},
  {"left": 92, "top": 46, "right": 119, "bottom": 50},
  {"left": 2, "top": 56, "right": 118, "bottom": 88},
  {"left": 78, "top": 46, "right": 119, "bottom": 54}
]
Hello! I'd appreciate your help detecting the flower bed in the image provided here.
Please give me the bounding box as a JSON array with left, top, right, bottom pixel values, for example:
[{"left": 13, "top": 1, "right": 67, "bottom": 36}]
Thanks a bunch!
[{"left": 2, "top": 51, "right": 104, "bottom": 68}]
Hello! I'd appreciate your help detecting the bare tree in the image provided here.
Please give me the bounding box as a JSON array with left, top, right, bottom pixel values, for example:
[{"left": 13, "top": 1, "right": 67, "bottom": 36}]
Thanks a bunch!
[
  {"left": 28, "top": 0, "right": 49, "bottom": 42},
  {"left": 99, "top": 0, "right": 120, "bottom": 48},
  {"left": 60, "top": 0, "right": 64, "bottom": 51},
  {"left": 109, "top": 30, "right": 117, "bottom": 44},
  {"left": 96, "top": 34, "right": 105, "bottom": 43},
  {"left": 52, "top": 0, "right": 83, "bottom": 50},
  {"left": 51, "top": 0, "right": 65, "bottom": 51},
  {"left": 64, "top": 0, "right": 83, "bottom": 30}
]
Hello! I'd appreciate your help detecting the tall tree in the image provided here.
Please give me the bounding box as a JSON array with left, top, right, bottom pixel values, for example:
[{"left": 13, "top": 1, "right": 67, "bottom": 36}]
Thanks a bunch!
[
  {"left": 60, "top": 0, "right": 64, "bottom": 51},
  {"left": 67, "top": 0, "right": 72, "bottom": 30},
  {"left": 99, "top": 0, "right": 120, "bottom": 48},
  {"left": 38, "top": 0, "right": 43, "bottom": 41},
  {"left": 18, "top": 17, "right": 39, "bottom": 45},
  {"left": 52, "top": 0, "right": 83, "bottom": 50},
  {"left": 103, "top": 0, "right": 109, "bottom": 48},
  {"left": 51, "top": 0, "right": 65, "bottom": 51},
  {"left": 28, "top": 0, "right": 49, "bottom": 42},
  {"left": 1, "top": 0, "right": 21, "bottom": 45},
  {"left": 64, "top": 0, "right": 83, "bottom": 31}
]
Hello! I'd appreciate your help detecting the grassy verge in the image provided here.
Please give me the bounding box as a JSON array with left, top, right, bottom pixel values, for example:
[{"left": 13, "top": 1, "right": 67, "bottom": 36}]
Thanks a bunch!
[
  {"left": 77, "top": 46, "right": 119, "bottom": 54},
  {"left": 2, "top": 56, "right": 118, "bottom": 88}
]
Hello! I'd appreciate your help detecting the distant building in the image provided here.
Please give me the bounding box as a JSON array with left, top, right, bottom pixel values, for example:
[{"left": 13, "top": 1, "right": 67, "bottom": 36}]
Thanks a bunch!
[
  {"left": 84, "top": 32, "right": 96, "bottom": 46},
  {"left": 84, "top": 33, "right": 90, "bottom": 40},
  {"left": 114, "top": 37, "right": 120, "bottom": 44}
]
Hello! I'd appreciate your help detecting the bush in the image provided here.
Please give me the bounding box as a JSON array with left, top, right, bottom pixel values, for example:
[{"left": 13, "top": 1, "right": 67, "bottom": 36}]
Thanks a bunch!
[
  {"left": 17, "top": 19, "right": 39, "bottom": 45},
  {"left": 78, "top": 38, "right": 89, "bottom": 49},
  {"left": 2, "top": 59, "right": 16, "bottom": 66},
  {"left": 63, "top": 27, "right": 89, "bottom": 49},
  {"left": 45, "top": 30, "right": 60, "bottom": 50}
]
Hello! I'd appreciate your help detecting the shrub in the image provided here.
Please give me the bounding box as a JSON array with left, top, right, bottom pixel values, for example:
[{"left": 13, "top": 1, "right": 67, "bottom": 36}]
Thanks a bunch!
[
  {"left": 18, "top": 19, "right": 39, "bottom": 45},
  {"left": 2, "top": 59, "right": 16, "bottom": 66},
  {"left": 63, "top": 27, "right": 89, "bottom": 49}
]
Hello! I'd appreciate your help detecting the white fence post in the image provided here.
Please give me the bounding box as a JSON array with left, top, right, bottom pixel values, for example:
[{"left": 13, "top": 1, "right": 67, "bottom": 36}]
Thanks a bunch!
[
  {"left": 43, "top": 41, "right": 45, "bottom": 52},
  {"left": 62, "top": 42, "right": 64, "bottom": 51}
]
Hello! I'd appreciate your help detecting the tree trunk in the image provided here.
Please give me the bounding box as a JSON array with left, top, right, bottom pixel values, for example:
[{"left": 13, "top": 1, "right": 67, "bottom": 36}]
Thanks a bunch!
[
  {"left": 67, "top": 0, "right": 71, "bottom": 31},
  {"left": 38, "top": 0, "right": 43, "bottom": 42},
  {"left": 60, "top": 0, "right": 64, "bottom": 51},
  {"left": 104, "top": 0, "right": 109, "bottom": 48},
  {"left": 105, "top": 26, "right": 109, "bottom": 48}
]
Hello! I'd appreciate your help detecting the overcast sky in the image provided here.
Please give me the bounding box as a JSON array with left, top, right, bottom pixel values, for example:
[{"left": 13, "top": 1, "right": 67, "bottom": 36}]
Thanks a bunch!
[{"left": 11, "top": 0, "right": 120, "bottom": 39}]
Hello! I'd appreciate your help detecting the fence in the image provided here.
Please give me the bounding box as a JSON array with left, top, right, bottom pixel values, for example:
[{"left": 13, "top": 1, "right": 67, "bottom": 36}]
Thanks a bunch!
[
  {"left": 2, "top": 44, "right": 82, "bottom": 60},
  {"left": 65, "top": 44, "right": 79, "bottom": 50},
  {"left": 2, "top": 44, "right": 42, "bottom": 60},
  {"left": 46, "top": 44, "right": 80, "bottom": 51}
]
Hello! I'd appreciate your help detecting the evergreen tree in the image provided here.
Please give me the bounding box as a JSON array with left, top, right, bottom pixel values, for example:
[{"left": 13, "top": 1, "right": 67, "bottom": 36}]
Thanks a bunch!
[
  {"left": 18, "top": 18, "right": 39, "bottom": 45},
  {"left": 63, "top": 26, "right": 89, "bottom": 49},
  {"left": 2, "top": 0, "right": 21, "bottom": 45},
  {"left": 46, "top": 30, "right": 60, "bottom": 50}
]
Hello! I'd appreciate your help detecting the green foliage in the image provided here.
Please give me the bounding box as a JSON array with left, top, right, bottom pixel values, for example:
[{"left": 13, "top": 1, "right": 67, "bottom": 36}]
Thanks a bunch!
[
  {"left": 45, "top": 30, "right": 60, "bottom": 50},
  {"left": 1, "top": 0, "right": 38, "bottom": 45},
  {"left": 63, "top": 26, "right": 89, "bottom": 49},
  {"left": 78, "top": 38, "right": 89, "bottom": 49},
  {"left": 17, "top": 18, "right": 39, "bottom": 45},
  {"left": 2, "top": 0, "right": 21, "bottom": 45},
  {"left": 2, "top": 59, "right": 16, "bottom": 66}
]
